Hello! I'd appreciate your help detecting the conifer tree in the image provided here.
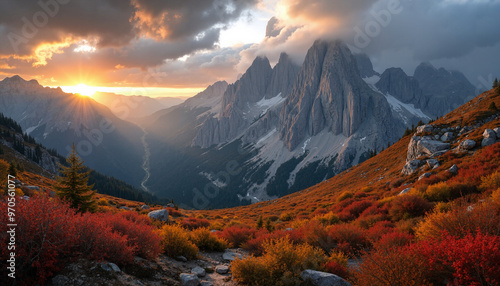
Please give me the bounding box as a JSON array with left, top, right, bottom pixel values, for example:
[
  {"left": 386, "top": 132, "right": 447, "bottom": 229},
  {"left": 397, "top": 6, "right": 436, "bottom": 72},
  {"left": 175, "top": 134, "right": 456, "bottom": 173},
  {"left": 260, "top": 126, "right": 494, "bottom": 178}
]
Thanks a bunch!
[
  {"left": 493, "top": 78, "right": 498, "bottom": 88},
  {"left": 8, "top": 162, "right": 16, "bottom": 177},
  {"left": 55, "top": 144, "right": 96, "bottom": 212},
  {"left": 256, "top": 215, "right": 263, "bottom": 229}
]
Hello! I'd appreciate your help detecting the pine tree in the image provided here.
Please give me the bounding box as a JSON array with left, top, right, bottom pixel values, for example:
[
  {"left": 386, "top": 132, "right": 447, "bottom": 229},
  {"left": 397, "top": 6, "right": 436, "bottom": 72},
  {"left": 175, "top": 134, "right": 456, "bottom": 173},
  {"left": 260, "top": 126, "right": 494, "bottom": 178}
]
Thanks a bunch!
[
  {"left": 256, "top": 215, "right": 264, "bottom": 229},
  {"left": 8, "top": 162, "right": 16, "bottom": 177},
  {"left": 493, "top": 78, "right": 498, "bottom": 88},
  {"left": 55, "top": 144, "right": 96, "bottom": 212}
]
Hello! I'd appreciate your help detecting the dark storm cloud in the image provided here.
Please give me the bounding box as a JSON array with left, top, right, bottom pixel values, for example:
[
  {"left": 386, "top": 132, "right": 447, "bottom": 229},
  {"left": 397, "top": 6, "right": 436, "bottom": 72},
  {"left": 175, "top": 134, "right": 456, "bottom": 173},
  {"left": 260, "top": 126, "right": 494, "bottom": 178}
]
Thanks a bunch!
[
  {"left": 131, "top": 0, "right": 259, "bottom": 40},
  {"left": 0, "top": 0, "right": 258, "bottom": 63}
]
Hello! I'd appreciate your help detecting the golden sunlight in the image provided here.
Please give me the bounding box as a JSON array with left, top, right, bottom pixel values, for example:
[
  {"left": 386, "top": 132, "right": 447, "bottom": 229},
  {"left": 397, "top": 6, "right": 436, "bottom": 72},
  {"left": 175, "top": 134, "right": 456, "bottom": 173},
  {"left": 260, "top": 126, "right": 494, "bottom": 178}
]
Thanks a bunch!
[{"left": 61, "top": 84, "right": 97, "bottom": 97}]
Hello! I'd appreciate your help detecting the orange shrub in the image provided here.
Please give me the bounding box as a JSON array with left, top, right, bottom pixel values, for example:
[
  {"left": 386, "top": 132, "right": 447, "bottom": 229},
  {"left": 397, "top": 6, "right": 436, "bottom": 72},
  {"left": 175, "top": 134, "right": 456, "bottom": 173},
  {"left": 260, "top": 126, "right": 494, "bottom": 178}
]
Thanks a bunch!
[
  {"left": 481, "top": 171, "right": 500, "bottom": 190},
  {"left": 158, "top": 224, "right": 198, "bottom": 259},
  {"left": 189, "top": 228, "right": 228, "bottom": 252},
  {"left": 233, "top": 237, "right": 327, "bottom": 285}
]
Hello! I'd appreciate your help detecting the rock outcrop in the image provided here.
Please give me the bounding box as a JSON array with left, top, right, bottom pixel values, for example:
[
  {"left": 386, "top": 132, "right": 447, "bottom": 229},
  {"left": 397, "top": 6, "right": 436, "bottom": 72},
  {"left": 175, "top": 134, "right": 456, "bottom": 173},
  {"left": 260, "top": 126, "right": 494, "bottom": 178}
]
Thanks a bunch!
[
  {"left": 354, "top": 53, "right": 379, "bottom": 78},
  {"left": 300, "top": 269, "right": 352, "bottom": 286},
  {"left": 148, "top": 209, "right": 169, "bottom": 222}
]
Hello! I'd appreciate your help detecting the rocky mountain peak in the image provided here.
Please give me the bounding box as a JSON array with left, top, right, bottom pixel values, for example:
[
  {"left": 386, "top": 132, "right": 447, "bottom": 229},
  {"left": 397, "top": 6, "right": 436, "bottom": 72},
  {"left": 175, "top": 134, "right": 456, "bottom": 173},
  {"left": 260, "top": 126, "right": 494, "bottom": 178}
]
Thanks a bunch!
[
  {"left": 267, "top": 52, "right": 301, "bottom": 99},
  {"left": 1, "top": 75, "right": 41, "bottom": 90},
  {"left": 279, "top": 40, "right": 397, "bottom": 151},
  {"left": 376, "top": 67, "right": 423, "bottom": 104}
]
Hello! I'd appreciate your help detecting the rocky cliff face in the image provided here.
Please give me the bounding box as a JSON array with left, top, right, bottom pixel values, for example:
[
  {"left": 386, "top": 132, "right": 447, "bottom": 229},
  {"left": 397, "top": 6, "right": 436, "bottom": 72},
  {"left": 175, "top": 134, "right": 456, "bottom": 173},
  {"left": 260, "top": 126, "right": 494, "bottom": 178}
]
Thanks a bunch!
[
  {"left": 193, "top": 54, "right": 300, "bottom": 148},
  {"left": 279, "top": 40, "right": 401, "bottom": 151},
  {"left": 414, "top": 62, "right": 475, "bottom": 117}
]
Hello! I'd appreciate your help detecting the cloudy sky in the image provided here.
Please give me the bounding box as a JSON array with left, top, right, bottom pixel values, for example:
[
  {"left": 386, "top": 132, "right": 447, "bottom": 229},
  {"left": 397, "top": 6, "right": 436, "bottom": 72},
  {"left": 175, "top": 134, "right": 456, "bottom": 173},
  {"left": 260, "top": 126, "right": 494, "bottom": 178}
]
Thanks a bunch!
[{"left": 0, "top": 0, "right": 499, "bottom": 97}]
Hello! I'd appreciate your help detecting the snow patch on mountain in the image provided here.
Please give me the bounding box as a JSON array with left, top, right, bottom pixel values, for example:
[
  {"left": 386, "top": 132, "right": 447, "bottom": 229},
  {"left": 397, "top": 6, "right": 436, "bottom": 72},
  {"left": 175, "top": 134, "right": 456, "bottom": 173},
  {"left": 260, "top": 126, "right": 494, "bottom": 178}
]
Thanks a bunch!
[{"left": 384, "top": 93, "right": 430, "bottom": 125}]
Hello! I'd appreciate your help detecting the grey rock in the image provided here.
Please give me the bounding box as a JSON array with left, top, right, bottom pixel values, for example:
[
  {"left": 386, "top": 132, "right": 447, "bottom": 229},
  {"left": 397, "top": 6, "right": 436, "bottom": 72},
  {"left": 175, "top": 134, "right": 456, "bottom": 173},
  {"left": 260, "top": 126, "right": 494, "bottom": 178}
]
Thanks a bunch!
[
  {"left": 459, "top": 139, "right": 476, "bottom": 151},
  {"left": 180, "top": 273, "right": 200, "bottom": 286},
  {"left": 434, "top": 135, "right": 440, "bottom": 140},
  {"left": 192, "top": 266, "right": 206, "bottom": 277},
  {"left": 215, "top": 265, "right": 230, "bottom": 274},
  {"left": 482, "top": 137, "right": 496, "bottom": 147},
  {"left": 166, "top": 203, "right": 175, "bottom": 208},
  {"left": 223, "top": 251, "right": 243, "bottom": 261},
  {"left": 407, "top": 136, "right": 450, "bottom": 161},
  {"left": 440, "top": 132, "right": 454, "bottom": 142},
  {"left": 483, "top": 129, "right": 497, "bottom": 139},
  {"left": 141, "top": 205, "right": 150, "bottom": 210},
  {"left": 176, "top": 256, "right": 188, "bottom": 262},
  {"left": 418, "top": 173, "right": 432, "bottom": 181},
  {"left": 200, "top": 281, "right": 213, "bottom": 286},
  {"left": 427, "top": 159, "right": 440, "bottom": 169},
  {"left": 285, "top": 228, "right": 294, "bottom": 231},
  {"left": 399, "top": 187, "right": 411, "bottom": 195},
  {"left": 401, "top": 160, "right": 424, "bottom": 175},
  {"left": 52, "top": 275, "right": 69, "bottom": 286},
  {"left": 448, "top": 164, "right": 458, "bottom": 174},
  {"left": 148, "top": 209, "right": 169, "bottom": 222},
  {"left": 100, "top": 262, "right": 120, "bottom": 272},
  {"left": 300, "top": 269, "right": 352, "bottom": 286},
  {"left": 416, "top": 125, "right": 434, "bottom": 134},
  {"left": 493, "top": 127, "right": 500, "bottom": 138},
  {"left": 120, "top": 206, "right": 130, "bottom": 210}
]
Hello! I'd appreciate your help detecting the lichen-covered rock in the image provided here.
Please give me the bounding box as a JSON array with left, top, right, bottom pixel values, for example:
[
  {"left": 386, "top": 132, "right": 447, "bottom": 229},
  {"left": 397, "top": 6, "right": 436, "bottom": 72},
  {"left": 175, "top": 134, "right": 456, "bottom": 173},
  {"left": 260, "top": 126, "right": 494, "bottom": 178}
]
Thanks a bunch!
[
  {"left": 458, "top": 139, "right": 476, "bottom": 151},
  {"left": 148, "top": 209, "right": 169, "bottom": 222},
  {"left": 401, "top": 160, "right": 424, "bottom": 175}
]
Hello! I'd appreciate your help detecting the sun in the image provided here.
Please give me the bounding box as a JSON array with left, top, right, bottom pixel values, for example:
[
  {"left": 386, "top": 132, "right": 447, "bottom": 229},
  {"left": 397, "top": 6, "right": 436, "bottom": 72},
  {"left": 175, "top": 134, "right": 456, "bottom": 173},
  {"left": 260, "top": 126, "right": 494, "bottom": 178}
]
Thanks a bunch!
[{"left": 74, "top": 84, "right": 96, "bottom": 97}]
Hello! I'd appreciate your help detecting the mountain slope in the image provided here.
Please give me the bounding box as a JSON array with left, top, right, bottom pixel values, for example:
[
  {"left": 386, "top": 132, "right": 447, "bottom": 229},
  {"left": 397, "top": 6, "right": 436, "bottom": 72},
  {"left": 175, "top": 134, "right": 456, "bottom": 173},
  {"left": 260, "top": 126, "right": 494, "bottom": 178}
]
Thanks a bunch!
[
  {"left": 187, "top": 88, "right": 500, "bottom": 223},
  {"left": 0, "top": 76, "right": 145, "bottom": 187}
]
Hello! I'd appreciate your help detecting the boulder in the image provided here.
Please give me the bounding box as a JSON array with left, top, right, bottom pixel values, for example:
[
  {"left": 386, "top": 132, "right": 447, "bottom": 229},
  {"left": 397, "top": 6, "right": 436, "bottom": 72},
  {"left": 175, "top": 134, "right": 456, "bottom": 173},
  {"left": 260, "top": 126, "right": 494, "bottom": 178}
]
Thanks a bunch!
[
  {"left": 483, "top": 129, "right": 497, "bottom": 139},
  {"left": 426, "top": 159, "right": 440, "bottom": 169},
  {"left": 100, "top": 262, "right": 121, "bottom": 272},
  {"left": 176, "top": 256, "right": 188, "bottom": 262},
  {"left": 493, "top": 127, "right": 500, "bottom": 138},
  {"left": 215, "top": 265, "right": 229, "bottom": 274},
  {"left": 180, "top": 273, "right": 200, "bottom": 286},
  {"left": 300, "top": 269, "right": 352, "bottom": 286},
  {"left": 440, "top": 132, "right": 454, "bottom": 142},
  {"left": 401, "top": 160, "right": 424, "bottom": 175},
  {"left": 141, "top": 205, "right": 150, "bottom": 210},
  {"left": 482, "top": 137, "right": 496, "bottom": 147},
  {"left": 192, "top": 266, "right": 206, "bottom": 277},
  {"left": 458, "top": 139, "right": 476, "bottom": 151},
  {"left": 148, "top": 209, "right": 169, "bottom": 222},
  {"left": 223, "top": 251, "right": 243, "bottom": 261},
  {"left": 166, "top": 203, "right": 175, "bottom": 208},
  {"left": 406, "top": 136, "right": 450, "bottom": 161},
  {"left": 416, "top": 125, "right": 434, "bottom": 134},
  {"left": 119, "top": 206, "right": 130, "bottom": 210},
  {"left": 200, "top": 282, "right": 213, "bottom": 286},
  {"left": 448, "top": 164, "right": 458, "bottom": 174}
]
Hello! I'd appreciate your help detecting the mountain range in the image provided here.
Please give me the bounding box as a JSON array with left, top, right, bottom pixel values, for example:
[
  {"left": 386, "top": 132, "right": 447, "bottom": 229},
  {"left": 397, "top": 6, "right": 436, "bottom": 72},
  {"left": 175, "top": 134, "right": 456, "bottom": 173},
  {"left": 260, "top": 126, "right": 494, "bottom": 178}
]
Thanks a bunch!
[{"left": 0, "top": 40, "right": 477, "bottom": 209}]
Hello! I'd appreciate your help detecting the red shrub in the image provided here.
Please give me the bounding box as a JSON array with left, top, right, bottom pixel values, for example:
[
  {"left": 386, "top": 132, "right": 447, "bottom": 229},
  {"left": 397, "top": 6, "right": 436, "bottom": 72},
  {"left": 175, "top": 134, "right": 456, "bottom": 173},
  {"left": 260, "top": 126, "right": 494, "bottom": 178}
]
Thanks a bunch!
[
  {"left": 217, "top": 226, "right": 257, "bottom": 248},
  {"left": 324, "top": 261, "right": 350, "bottom": 280},
  {"left": 166, "top": 207, "right": 182, "bottom": 217},
  {"left": 75, "top": 213, "right": 135, "bottom": 265},
  {"left": 298, "top": 220, "right": 331, "bottom": 250},
  {"left": 102, "top": 212, "right": 161, "bottom": 260},
  {"left": 338, "top": 200, "right": 373, "bottom": 221},
  {"left": 328, "top": 224, "right": 369, "bottom": 256},
  {"left": 243, "top": 229, "right": 305, "bottom": 255},
  {"left": 389, "top": 194, "right": 432, "bottom": 221},
  {"left": 413, "top": 232, "right": 500, "bottom": 285},
  {"left": 0, "top": 195, "right": 78, "bottom": 284},
  {"left": 374, "top": 232, "right": 413, "bottom": 250},
  {"left": 180, "top": 217, "right": 211, "bottom": 230},
  {"left": 365, "top": 221, "right": 395, "bottom": 243}
]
